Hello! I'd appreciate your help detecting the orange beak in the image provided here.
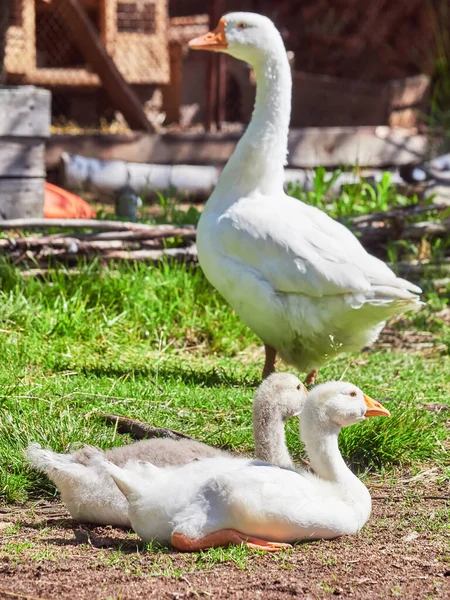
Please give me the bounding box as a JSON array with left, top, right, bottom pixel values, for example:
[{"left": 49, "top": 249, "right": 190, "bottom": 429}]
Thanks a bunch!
[
  {"left": 188, "top": 18, "right": 228, "bottom": 51},
  {"left": 363, "top": 394, "right": 391, "bottom": 418}
]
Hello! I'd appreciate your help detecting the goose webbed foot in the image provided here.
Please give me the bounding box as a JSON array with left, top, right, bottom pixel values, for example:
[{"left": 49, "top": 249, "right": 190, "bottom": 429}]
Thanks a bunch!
[
  {"left": 171, "top": 529, "right": 291, "bottom": 552},
  {"left": 262, "top": 344, "right": 277, "bottom": 379}
]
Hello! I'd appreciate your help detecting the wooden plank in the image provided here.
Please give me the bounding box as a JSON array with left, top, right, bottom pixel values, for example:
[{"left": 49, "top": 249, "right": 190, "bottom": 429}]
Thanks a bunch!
[
  {"left": 162, "top": 42, "right": 182, "bottom": 124},
  {"left": 204, "top": 3, "right": 218, "bottom": 132},
  {"left": 0, "top": 0, "right": 9, "bottom": 83},
  {"left": 25, "top": 68, "right": 100, "bottom": 88},
  {"left": 291, "top": 72, "right": 389, "bottom": 127},
  {"left": 387, "top": 75, "right": 430, "bottom": 128},
  {"left": 290, "top": 73, "right": 430, "bottom": 128},
  {"left": 388, "top": 74, "right": 430, "bottom": 109},
  {"left": 0, "top": 87, "right": 50, "bottom": 137},
  {"left": 46, "top": 127, "right": 429, "bottom": 170},
  {"left": 55, "top": 0, "right": 154, "bottom": 132},
  {"left": 0, "top": 179, "right": 44, "bottom": 219},
  {"left": 0, "top": 139, "right": 45, "bottom": 178},
  {"left": 287, "top": 126, "right": 428, "bottom": 168},
  {"left": 217, "top": 54, "right": 227, "bottom": 130}
]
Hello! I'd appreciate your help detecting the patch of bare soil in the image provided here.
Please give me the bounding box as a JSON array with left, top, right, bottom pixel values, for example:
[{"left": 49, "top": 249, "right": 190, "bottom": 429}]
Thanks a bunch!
[
  {"left": 373, "top": 323, "right": 447, "bottom": 356},
  {"left": 0, "top": 479, "right": 449, "bottom": 600}
]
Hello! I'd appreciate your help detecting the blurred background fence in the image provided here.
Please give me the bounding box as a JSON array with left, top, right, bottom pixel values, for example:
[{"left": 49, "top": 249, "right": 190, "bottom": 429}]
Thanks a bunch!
[{"left": 1, "top": 0, "right": 450, "bottom": 132}]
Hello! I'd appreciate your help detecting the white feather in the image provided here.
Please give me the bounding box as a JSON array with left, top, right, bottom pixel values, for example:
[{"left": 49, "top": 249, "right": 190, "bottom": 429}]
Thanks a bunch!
[{"left": 196, "top": 12, "right": 422, "bottom": 373}]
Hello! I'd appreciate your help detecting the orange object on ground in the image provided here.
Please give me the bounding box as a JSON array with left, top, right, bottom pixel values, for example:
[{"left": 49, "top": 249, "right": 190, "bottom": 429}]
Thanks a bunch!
[{"left": 44, "top": 182, "right": 96, "bottom": 219}]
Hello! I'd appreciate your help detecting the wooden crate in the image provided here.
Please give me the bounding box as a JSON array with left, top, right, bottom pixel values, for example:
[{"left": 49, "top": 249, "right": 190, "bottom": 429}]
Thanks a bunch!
[
  {"left": 0, "top": 86, "right": 50, "bottom": 218},
  {"left": 290, "top": 72, "right": 430, "bottom": 128}
]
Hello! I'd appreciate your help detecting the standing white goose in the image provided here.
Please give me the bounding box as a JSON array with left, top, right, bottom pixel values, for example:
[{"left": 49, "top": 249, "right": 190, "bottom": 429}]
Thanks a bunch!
[
  {"left": 106, "top": 381, "right": 390, "bottom": 551},
  {"left": 26, "top": 373, "right": 306, "bottom": 526},
  {"left": 189, "top": 13, "right": 422, "bottom": 382}
]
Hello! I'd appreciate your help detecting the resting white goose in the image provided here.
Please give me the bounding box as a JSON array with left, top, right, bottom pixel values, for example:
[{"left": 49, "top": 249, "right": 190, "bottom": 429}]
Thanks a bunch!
[
  {"left": 106, "top": 381, "right": 390, "bottom": 551},
  {"left": 26, "top": 373, "right": 306, "bottom": 526},
  {"left": 188, "top": 13, "right": 422, "bottom": 382}
]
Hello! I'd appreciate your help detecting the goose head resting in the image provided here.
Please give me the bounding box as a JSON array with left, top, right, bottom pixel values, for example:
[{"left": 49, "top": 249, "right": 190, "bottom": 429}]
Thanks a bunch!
[
  {"left": 306, "top": 381, "right": 390, "bottom": 428},
  {"left": 300, "top": 381, "right": 390, "bottom": 484}
]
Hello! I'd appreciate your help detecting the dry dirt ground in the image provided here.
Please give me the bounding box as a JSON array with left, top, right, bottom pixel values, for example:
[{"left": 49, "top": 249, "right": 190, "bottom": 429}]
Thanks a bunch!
[{"left": 0, "top": 477, "right": 449, "bottom": 600}]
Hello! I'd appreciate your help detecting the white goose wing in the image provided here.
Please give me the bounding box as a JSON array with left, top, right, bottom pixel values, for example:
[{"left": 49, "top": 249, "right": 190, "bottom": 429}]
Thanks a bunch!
[{"left": 216, "top": 193, "right": 421, "bottom": 301}]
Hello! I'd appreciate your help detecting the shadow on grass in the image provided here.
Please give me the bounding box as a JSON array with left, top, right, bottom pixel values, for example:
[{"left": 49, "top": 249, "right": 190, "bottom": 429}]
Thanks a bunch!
[{"left": 74, "top": 363, "right": 261, "bottom": 389}]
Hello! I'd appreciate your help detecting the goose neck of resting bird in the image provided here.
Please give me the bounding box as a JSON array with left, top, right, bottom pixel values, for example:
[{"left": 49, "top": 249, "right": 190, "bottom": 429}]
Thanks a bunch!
[
  {"left": 253, "top": 406, "right": 293, "bottom": 469},
  {"left": 300, "top": 414, "right": 361, "bottom": 488},
  {"left": 210, "top": 47, "right": 291, "bottom": 206}
]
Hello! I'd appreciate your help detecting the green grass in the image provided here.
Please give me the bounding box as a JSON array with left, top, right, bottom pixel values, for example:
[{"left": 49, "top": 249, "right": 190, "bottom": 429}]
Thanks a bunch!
[
  {"left": 0, "top": 259, "right": 449, "bottom": 504},
  {"left": 286, "top": 168, "right": 419, "bottom": 221}
]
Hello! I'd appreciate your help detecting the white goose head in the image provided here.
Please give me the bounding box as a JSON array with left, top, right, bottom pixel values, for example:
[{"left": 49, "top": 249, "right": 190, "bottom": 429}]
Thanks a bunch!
[
  {"left": 300, "top": 381, "right": 390, "bottom": 483},
  {"left": 306, "top": 381, "right": 391, "bottom": 429},
  {"left": 188, "top": 12, "right": 285, "bottom": 66}
]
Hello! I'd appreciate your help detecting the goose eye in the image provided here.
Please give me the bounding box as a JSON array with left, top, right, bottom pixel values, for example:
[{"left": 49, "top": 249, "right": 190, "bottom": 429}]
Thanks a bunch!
[
  {"left": 237, "top": 22, "right": 248, "bottom": 30},
  {"left": 350, "top": 391, "right": 357, "bottom": 398},
  {"left": 297, "top": 383, "right": 303, "bottom": 391}
]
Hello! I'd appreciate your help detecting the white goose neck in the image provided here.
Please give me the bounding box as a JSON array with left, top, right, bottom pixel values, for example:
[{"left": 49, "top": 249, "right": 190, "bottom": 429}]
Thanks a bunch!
[
  {"left": 211, "top": 47, "right": 291, "bottom": 205},
  {"left": 300, "top": 416, "right": 358, "bottom": 486}
]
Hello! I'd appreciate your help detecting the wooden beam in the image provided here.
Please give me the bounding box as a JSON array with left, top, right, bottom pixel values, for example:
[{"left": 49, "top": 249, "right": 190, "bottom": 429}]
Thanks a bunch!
[
  {"left": 0, "top": 0, "right": 9, "bottom": 83},
  {"left": 45, "top": 127, "right": 429, "bottom": 170},
  {"left": 215, "top": 0, "right": 226, "bottom": 130},
  {"left": 55, "top": 0, "right": 154, "bottom": 132},
  {"left": 204, "top": 0, "right": 222, "bottom": 132},
  {"left": 0, "top": 87, "right": 51, "bottom": 137},
  {"left": 216, "top": 54, "right": 227, "bottom": 130},
  {"left": 0, "top": 179, "right": 45, "bottom": 219}
]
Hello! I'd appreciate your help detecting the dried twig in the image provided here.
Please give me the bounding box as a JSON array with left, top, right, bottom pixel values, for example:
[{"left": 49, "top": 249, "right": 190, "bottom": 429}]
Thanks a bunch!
[
  {"left": 353, "top": 219, "right": 450, "bottom": 243},
  {"left": 99, "top": 413, "right": 197, "bottom": 441},
  {"left": 390, "top": 261, "right": 450, "bottom": 276},
  {"left": 351, "top": 203, "right": 446, "bottom": 226},
  {"left": 72, "top": 228, "right": 196, "bottom": 242},
  {"left": 0, "top": 219, "right": 193, "bottom": 233},
  {"left": 0, "top": 207, "right": 448, "bottom": 271}
]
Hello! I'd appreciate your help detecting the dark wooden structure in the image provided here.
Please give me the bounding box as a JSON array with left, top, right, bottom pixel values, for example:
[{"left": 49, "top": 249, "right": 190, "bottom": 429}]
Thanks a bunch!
[
  {"left": 169, "top": 0, "right": 446, "bottom": 131},
  {"left": 4, "top": 0, "right": 170, "bottom": 129}
]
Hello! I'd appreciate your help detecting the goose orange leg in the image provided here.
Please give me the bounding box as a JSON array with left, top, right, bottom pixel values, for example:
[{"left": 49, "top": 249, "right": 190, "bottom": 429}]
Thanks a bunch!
[
  {"left": 305, "top": 369, "right": 318, "bottom": 385},
  {"left": 262, "top": 345, "right": 277, "bottom": 379},
  {"left": 171, "top": 529, "right": 291, "bottom": 553}
]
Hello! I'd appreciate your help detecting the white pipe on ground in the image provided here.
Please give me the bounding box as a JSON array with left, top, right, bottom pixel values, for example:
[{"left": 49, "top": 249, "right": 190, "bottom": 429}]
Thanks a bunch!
[
  {"left": 61, "top": 153, "right": 403, "bottom": 197},
  {"left": 62, "top": 153, "right": 219, "bottom": 196}
]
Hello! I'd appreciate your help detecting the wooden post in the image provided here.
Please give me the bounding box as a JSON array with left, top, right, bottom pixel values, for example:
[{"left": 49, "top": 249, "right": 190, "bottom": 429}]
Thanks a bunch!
[
  {"left": 205, "top": 54, "right": 218, "bottom": 133},
  {"left": 162, "top": 42, "right": 182, "bottom": 124},
  {"left": 55, "top": 0, "right": 154, "bottom": 132},
  {"left": 0, "top": 0, "right": 10, "bottom": 83},
  {"left": 216, "top": 53, "right": 227, "bottom": 130},
  {"left": 204, "top": 0, "right": 225, "bottom": 132},
  {"left": 0, "top": 86, "right": 50, "bottom": 218}
]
